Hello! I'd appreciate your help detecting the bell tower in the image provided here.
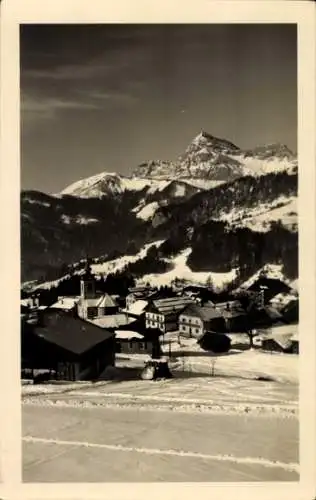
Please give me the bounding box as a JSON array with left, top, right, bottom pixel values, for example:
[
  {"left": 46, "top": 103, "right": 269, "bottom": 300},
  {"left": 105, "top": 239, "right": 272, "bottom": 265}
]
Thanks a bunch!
[{"left": 80, "top": 261, "right": 96, "bottom": 299}]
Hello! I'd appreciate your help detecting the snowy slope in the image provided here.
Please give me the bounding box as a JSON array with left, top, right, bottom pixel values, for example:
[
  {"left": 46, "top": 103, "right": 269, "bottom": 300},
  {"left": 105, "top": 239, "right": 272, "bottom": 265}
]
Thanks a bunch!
[
  {"left": 216, "top": 196, "right": 297, "bottom": 232},
  {"left": 138, "top": 248, "right": 238, "bottom": 290},
  {"left": 60, "top": 172, "right": 163, "bottom": 198},
  {"left": 27, "top": 241, "right": 165, "bottom": 291},
  {"left": 133, "top": 132, "right": 296, "bottom": 183}
]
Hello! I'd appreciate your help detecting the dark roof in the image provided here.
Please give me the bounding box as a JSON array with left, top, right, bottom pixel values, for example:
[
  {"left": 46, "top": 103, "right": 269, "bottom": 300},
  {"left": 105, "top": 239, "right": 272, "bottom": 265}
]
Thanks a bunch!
[
  {"left": 25, "top": 310, "right": 114, "bottom": 355},
  {"left": 150, "top": 297, "right": 194, "bottom": 315},
  {"left": 181, "top": 303, "right": 223, "bottom": 321},
  {"left": 215, "top": 301, "right": 246, "bottom": 318}
]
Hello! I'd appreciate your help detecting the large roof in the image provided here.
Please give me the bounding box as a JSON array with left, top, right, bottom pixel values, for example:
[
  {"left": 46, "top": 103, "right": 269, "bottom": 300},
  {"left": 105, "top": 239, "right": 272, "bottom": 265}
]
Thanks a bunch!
[
  {"left": 88, "top": 314, "right": 136, "bottom": 329},
  {"left": 77, "top": 293, "right": 117, "bottom": 308},
  {"left": 122, "top": 300, "right": 148, "bottom": 316},
  {"left": 96, "top": 294, "right": 117, "bottom": 308},
  {"left": 151, "top": 297, "right": 194, "bottom": 315},
  {"left": 181, "top": 303, "right": 223, "bottom": 321},
  {"left": 114, "top": 330, "right": 144, "bottom": 340},
  {"left": 24, "top": 310, "right": 114, "bottom": 355},
  {"left": 50, "top": 296, "right": 79, "bottom": 310}
]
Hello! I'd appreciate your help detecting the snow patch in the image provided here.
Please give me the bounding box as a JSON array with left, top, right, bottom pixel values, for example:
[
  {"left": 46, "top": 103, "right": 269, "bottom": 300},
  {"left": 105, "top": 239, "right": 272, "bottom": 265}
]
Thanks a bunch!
[
  {"left": 136, "top": 202, "right": 160, "bottom": 221},
  {"left": 138, "top": 248, "right": 237, "bottom": 290},
  {"left": 90, "top": 240, "right": 165, "bottom": 276}
]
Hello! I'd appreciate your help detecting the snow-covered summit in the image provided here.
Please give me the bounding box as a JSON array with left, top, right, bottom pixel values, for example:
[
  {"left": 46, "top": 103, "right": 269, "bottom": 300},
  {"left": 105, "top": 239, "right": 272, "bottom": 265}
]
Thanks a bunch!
[
  {"left": 60, "top": 171, "right": 169, "bottom": 198},
  {"left": 132, "top": 131, "right": 296, "bottom": 183}
]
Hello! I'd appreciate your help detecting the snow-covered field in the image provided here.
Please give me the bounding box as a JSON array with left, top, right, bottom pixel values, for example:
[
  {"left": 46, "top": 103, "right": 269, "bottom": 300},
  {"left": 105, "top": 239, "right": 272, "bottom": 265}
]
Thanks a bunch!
[{"left": 22, "top": 343, "right": 298, "bottom": 482}]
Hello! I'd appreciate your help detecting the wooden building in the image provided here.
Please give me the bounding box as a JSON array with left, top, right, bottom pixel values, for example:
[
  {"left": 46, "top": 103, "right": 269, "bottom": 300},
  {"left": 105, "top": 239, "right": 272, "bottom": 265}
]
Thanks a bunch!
[
  {"left": 21, "top": 310, "right": 115, "bottom": 381},
  {"left": 145, "top": 297, "right": 194, "bottom": 334},
  {"left": 114, "top": 330, "right": 153, "bottom": 355},
  {"left": 179, "top": 303, "right": 225, "bottom": 338}
]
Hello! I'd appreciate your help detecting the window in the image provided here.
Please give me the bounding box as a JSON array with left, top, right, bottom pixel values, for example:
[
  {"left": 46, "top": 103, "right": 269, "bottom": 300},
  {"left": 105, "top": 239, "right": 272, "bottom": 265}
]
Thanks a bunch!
[
  {"left": 195, "top": 328, "right": 200, "bottom": 334},
  {"left": 129, "top": 341, "right": 134, "bottom": 349},
  {"left": 139, "top": 342, "right": 144, "bottom": 350}
]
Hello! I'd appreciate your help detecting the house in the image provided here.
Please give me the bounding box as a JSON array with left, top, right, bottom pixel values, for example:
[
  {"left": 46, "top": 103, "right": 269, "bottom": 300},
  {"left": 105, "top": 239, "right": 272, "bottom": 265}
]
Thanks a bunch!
[
  {"left": 215, "top": 301, "right": 248, "bottom": 332},
  {"left": 261, "top": 323, "right": 298, "bottom": 354},
  {"left": 248, "top": 305, "right": 283, "bottom": 329},
  {"left": 179, "top": 303, "right": 226, "bottom": 338},
  {"left": 125, "top": 285, "right": 156, "bottom": 309},
  {"left": 114, "top": 330, "right": 153, "bottom": 355},
  {"left": 21, "top": 310, "right": 115, "bottom": 381},
  {"left": 145, "top": 296, "right": 194, "bottom": 333}
]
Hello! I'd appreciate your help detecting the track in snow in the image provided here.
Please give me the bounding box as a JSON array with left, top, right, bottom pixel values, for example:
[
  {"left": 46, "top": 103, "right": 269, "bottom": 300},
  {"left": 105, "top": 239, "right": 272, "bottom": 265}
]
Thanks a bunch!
[{"left": 23, "top": 436, "right": 299, "bottom": 473}]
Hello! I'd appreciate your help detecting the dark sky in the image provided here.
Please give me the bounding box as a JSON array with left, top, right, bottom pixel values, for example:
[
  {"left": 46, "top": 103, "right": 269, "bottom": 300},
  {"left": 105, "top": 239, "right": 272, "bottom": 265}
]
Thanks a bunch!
[{"left": 20, "top": 24, "right": 297, "bottom": 193}]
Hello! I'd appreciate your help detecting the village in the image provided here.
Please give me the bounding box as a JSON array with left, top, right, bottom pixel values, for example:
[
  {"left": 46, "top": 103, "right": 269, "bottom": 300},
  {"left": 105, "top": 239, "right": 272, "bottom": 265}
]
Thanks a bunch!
[{"left": 21, "top": 261, "right": 299, "bottom": 384}]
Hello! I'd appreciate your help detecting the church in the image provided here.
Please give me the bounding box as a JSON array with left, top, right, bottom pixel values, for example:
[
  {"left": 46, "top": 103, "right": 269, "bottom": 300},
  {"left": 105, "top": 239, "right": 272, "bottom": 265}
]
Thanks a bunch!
[{"left": 77, "top": 265, "right": 119, "bottom": 320}]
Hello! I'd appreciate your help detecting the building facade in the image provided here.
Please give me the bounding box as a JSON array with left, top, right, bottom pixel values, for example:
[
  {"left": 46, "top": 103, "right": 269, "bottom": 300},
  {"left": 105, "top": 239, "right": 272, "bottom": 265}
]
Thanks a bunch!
[
  {"left": 179, "top": 303, "right": 225, "bottom": 338},
  {"left": 145, "top": 297, "right": 194, "bottom": 333}
]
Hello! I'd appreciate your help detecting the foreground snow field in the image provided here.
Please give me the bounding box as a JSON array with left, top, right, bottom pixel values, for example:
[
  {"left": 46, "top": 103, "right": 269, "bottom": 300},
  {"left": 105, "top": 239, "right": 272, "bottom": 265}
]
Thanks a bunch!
[{"left": 22, "top": 348, "right": 298, "bottom": 482}]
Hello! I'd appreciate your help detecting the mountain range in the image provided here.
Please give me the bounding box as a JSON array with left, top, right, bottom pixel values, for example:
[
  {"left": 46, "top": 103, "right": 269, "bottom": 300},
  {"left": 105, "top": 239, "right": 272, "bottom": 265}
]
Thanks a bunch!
[{"left": 21, "top": 131, "right": 298, "bottom": 290}]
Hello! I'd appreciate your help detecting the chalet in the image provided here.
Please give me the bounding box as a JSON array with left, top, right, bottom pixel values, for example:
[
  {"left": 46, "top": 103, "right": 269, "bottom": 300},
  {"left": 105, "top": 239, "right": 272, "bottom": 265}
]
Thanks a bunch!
[
  {"left": 125, "top": 285, "right": 156, "bottom": 309},
  {"left": 260, "top": 323, "right": 298, "bottom": 354},
  {"left": 114, "top": 330, "right": 153, "bottom": 355},
  {"left": 248, "top": 305, "right": 283, "bottom": 329},
  {"left": 21, "top": 310, "right": 115, "bottom": 381},
  {"left": 179, "top": 303, "right": 225, "bottom": 338},
  {"left": 145, "top": 296, "right": 194, "bottom": 333},
  {"left": 215, "top": 300, "right": 248, "bottom": 332}
]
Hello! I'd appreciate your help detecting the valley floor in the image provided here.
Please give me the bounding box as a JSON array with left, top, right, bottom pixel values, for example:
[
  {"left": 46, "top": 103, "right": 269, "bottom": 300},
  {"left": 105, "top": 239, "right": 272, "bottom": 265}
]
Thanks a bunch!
[{"left": 22, "top": 346, "right": 299, "bottom": 482}]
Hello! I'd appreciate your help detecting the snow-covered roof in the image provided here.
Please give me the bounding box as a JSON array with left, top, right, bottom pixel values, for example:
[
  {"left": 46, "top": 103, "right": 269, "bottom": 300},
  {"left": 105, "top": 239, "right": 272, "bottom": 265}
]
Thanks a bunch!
[
  {"left": 88, "top": 314, "right": 136, "bottom": 329},
  {"left": 270, "top": 292, "right": 298, "bottom": 307},
  {"left": 151, "top": 296, "right": 194, "bottom": 315},
  {"left": 123, "top": 300, "right": 148, "bottom": 316},
  {"left": 114, "top": 330, "right": 144, "bottom": 340},
  {"left": 180, "top": 303, "right": 222, "bottom": 321},
  {"left": 96, "top": 294, "right": 117, "bottom": 308},
  {"left": 50, "top": 296, "right": 80, "bottom": 310}
]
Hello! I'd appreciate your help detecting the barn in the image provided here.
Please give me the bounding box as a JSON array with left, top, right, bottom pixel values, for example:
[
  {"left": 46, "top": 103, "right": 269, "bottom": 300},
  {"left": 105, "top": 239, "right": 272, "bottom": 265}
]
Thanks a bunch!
[{"left": 21, "top": 310, "right": 115, "bottom": 381}]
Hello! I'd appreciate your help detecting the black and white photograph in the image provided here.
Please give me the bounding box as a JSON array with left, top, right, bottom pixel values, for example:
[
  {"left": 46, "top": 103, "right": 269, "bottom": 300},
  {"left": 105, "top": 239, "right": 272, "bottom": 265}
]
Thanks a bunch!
[{"left": 18, "top": 21, "right": 303, "bottom": 484}]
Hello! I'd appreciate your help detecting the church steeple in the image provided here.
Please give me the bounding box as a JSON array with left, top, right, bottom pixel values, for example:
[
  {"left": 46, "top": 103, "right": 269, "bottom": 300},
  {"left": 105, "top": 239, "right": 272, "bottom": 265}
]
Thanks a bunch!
[{"left": 80, "top": 259, "right": 96, "bottom": 299}]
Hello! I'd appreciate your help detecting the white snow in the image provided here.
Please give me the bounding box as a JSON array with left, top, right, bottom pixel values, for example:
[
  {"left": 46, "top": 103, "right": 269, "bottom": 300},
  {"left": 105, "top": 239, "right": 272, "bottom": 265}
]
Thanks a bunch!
[
  {"left": 60, "top": 172, "right": 172, "bottom": 198},
  {"left": 237, "top": 264, "right": 290, "bottom": 292},
  {"left": 50, "top": 296, "right": 80, "bottom": 310},
  {"left": 216, "top": 196, "right": 297, "bottom": 233},
  {"left": 90, "top": 240, "right": 165, "bottom": 276},
  {"left": 115, "top": 330, "right": 144, "bottom": 340},
  {"left": 138, "top": 248, "right": 238, "bottom": 290},
  {"left": 136, "top": 202, "right": 160, "bottom": 220},
  {"left": 122, "top": 299, "right": 148, "bottom": 316},
  {"left": 61, "top": 214, "right": 99, "bottom": 225},
  {"left": 231, "top": 154, "right": 297, "bottom": 177},
  {"left": 174, "top": 184, "right": 186, "bottom": 197},
  {"left": 23, "top": 198, "right": 51, "bottom": 207},
  {"left": 270, "top": 291, "right": 298, "bottom": 308}
]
